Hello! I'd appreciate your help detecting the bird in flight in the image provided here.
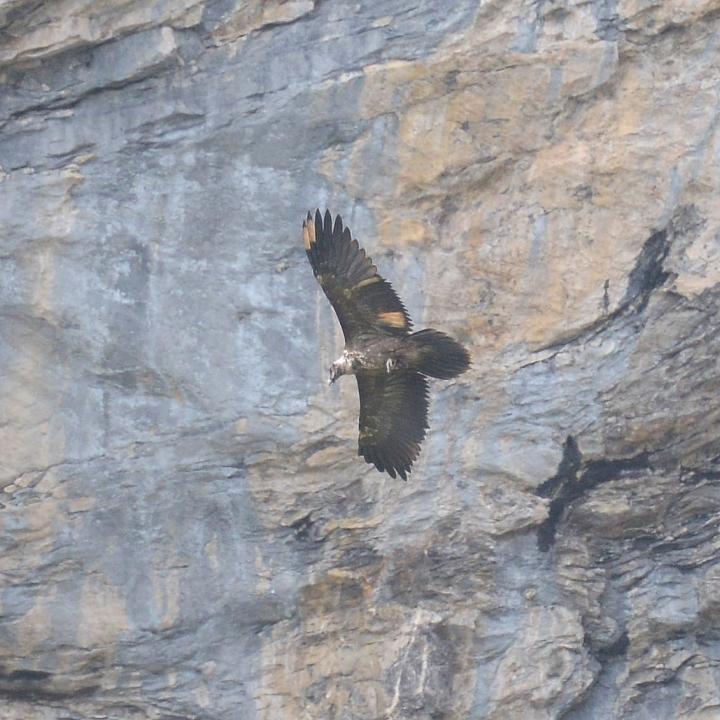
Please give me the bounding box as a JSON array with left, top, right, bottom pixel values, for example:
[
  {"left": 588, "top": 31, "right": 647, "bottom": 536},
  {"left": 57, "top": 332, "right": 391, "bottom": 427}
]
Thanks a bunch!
[{"left": 304, "top": 209, "right": 470, "bottom": 480}]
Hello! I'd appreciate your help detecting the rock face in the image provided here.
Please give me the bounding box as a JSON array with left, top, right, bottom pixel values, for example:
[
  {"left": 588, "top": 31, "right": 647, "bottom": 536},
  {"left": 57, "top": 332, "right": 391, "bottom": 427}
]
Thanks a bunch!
[{"left": 2, "top": 0, "right": 720, "bottom": 717}]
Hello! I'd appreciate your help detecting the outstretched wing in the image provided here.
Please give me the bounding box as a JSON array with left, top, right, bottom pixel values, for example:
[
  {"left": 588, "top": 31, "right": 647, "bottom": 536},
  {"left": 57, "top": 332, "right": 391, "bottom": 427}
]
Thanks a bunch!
[
  {"left": 356, "top": 370, "right": 429, "bottom": 480},
  {"left": 304, "top": 209, "right": 412, "bottom": 342}
]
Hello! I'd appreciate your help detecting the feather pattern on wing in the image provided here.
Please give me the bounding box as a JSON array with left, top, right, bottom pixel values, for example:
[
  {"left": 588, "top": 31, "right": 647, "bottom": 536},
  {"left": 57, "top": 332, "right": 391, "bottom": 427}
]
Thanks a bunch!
[
  {"left": 356, "top": 370, "right": 429, "bottom": 480},
  {"left": 304, "top": 209, "right": 412, "bottom": 342}
]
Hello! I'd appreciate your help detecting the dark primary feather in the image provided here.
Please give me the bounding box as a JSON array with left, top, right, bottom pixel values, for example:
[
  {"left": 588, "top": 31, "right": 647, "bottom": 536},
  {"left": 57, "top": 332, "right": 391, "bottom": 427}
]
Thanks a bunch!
[
  {"left": 304, "top": 209, "right": 412, "bottom": 342},
  {"left": 356, "top": 370, "right": 429, "bottom": 480}
]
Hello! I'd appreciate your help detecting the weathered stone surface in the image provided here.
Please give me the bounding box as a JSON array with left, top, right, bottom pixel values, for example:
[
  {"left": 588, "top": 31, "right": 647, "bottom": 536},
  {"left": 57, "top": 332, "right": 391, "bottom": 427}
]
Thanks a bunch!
[{"left": 2, "top": 0, "right": 720, "bottom": 718}]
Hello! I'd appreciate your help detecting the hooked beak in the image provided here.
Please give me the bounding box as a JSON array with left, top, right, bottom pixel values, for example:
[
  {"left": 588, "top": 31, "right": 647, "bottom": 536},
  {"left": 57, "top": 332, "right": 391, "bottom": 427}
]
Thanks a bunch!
[{"left": 328, "top": 365, "right": 338, "bottom": 385}]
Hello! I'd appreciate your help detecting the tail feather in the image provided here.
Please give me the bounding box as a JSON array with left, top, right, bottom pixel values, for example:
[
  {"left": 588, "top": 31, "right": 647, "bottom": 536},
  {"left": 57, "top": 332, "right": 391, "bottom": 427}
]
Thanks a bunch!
[{"left": 405, "top": 329, "right": 470, "bottom": 379}]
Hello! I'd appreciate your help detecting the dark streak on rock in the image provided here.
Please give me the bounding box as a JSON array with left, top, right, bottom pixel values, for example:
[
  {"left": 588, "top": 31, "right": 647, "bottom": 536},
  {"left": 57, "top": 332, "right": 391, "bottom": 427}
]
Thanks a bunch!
[
  {"left": 537, "top": 436, "right": 651, "bottom": 550},
  {"left": 537, "top": 435, "right": 583, "bottom": 498},
  {"left": 602, "top": 278, "right": 610, "bottom": 314},
  {"left": 3, "top": 75, "right": 141, "bottom": 123},
  {"left": 300, "top": 436, "right": 346, "bottom": 465},
  {"left": 537, "top": 436, "right": 583, "bottom": 551},
  {"left": 621, "top": 227, "right": 671, "bottom": 312},
  {"left": 568, "top": 630, "right": 630, "bottom": 719},
  {"left": 581, "top": 451, "right": 651, "bottom": 485},
  {"left": 444, "top": 69, "right": 460, "bottom": 88},
  {"left": 0, "top": 2, "right": 46, "bottom": 37},
  {"left": 533, "top": 208, "right": 693, "bottom": 354},
  {"left": 290, "top": 512, "right": 324, "bottom": 543},
  {"left": 595, "top": 630, "right": 629, "bottom": 662},
  {"left": 593, "top": 0, "right": 621, "bottom": 41},
  {"left": 5, "top": 670, "right": 52, "bottom": 682},
  {"left": 0, "top": 667, "right": 99, "bottom": 701},
  {"left": 679, "top": 465, "right": 720, "bottom": 485}
]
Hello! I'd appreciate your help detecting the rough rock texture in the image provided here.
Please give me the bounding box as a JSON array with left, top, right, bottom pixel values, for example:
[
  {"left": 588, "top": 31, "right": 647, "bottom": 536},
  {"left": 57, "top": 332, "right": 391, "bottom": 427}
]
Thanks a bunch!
[{"left": 2, "top": 0, "right": 720, "bottom": 718}]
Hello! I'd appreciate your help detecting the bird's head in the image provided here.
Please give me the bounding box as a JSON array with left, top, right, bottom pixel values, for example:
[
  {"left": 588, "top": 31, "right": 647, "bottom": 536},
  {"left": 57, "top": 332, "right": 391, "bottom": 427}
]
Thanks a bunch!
[
  {"left": 328, "top": 361, "right": 342, "bottom": 385},
  {"left": 328, "top": 354, "right": 351, "bottom": 385}
]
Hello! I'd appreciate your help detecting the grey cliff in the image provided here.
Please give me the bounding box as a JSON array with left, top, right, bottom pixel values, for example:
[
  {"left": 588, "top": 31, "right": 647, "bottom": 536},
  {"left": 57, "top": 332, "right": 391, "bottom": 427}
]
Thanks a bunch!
[{"left": 1, "top": 0, "right": 720, "bottom": 718}]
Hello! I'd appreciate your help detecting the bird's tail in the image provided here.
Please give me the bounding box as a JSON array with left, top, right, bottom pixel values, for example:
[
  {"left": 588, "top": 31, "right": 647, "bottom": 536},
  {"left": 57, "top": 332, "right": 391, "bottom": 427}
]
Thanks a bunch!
[{"left": 404, "top": 329, "right": 471, "bottom": 379}]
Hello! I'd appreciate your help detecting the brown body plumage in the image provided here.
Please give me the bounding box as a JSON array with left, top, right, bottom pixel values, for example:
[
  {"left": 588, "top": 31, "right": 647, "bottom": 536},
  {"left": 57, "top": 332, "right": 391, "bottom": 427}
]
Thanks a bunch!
[{"left": 304, "top": 209, "right": 470, "bottom": 480}]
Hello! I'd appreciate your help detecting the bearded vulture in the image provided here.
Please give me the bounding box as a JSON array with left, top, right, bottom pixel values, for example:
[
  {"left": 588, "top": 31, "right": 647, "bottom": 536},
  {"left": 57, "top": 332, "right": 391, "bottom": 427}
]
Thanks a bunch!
[{"left": 304, "top": 209, "right": 470, "bottom": 480}]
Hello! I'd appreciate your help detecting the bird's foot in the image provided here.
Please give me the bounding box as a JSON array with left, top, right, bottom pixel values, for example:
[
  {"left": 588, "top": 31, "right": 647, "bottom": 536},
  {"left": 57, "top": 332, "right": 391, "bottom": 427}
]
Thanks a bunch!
[{"left": 386, "top": 358, "right": 396, "bottom": 373}]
